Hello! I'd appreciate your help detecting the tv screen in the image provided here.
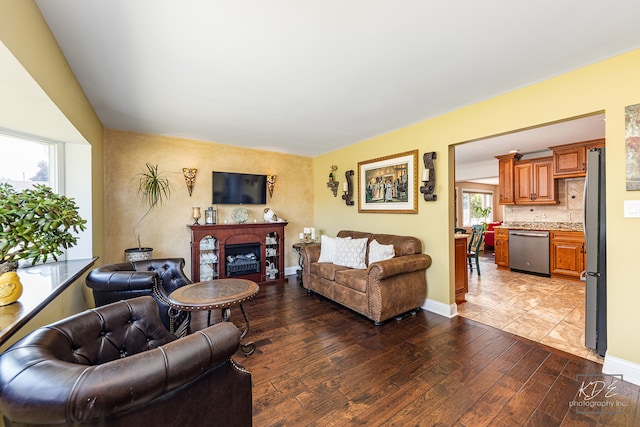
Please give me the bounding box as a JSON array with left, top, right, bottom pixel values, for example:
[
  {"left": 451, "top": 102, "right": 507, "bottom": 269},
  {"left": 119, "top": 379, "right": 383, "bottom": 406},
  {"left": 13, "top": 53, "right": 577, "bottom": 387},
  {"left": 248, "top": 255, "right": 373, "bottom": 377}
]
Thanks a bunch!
[{"left": 212, "top": 171, "right": 267, "bottom": 205}]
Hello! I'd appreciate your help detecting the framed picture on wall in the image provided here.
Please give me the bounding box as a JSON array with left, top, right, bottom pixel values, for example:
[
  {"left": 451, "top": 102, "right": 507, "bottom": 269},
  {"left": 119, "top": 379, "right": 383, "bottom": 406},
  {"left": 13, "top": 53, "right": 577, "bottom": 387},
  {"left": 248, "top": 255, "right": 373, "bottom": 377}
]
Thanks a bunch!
[
  {"left": 626, "top": 103, "right": 640, "bottom": 190},
  {"left": 358, "top": 150, "right": 418, "bottom": 213}
]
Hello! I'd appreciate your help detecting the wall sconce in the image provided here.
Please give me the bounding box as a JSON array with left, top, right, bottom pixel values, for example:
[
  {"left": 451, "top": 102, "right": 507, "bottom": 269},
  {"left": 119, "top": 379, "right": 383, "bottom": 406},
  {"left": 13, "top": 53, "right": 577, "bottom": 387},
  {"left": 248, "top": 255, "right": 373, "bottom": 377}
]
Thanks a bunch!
[
  {"left": 327, "top": 165, "right": 339, "bottom": 197},
  {"left": 419, "top": 152, "right": 437, "bottom": 201},
  {"left": 182, "top": 168, "right": 197, "bottom": 197},
  {"left": 192, "top": 206, "right": 201, "bottom": 225},
  {"left": 266, "top": 175, "right": 276, "bottom": 199},
  {"left": 342, "top": 170, "right": 354, "bottom": 206}
]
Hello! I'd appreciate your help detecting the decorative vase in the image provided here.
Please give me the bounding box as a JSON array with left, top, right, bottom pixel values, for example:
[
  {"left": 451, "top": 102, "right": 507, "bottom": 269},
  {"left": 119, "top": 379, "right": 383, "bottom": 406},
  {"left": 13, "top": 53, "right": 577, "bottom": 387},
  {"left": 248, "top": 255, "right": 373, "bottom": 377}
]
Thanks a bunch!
[
  {"left": 124, "top": 247, "right": 153, "bottom": 262},
  {"left": 0, "top": 271, "right": 23, "bottom": 306}
]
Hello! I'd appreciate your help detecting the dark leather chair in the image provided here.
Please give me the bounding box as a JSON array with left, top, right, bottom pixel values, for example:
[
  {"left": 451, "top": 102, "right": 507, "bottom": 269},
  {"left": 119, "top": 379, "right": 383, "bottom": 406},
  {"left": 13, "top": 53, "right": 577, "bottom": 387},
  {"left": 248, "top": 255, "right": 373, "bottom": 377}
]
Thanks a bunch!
[
  {"left": 467, "top": 225, "right": 484, "bottom": 275},
  {"left": 0, "top": 296, "right": 252, "bottom": 426},
  {"left": 86, "top": 258, "right": 192, "bottom": 332}
]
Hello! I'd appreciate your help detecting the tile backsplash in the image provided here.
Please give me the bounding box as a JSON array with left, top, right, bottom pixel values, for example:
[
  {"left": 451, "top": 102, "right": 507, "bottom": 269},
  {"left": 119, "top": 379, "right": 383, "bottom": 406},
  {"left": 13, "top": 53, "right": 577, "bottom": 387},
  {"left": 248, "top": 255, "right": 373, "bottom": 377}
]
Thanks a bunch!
[{"left": 504, "top": 177, "right": 584, "bottom": 224}]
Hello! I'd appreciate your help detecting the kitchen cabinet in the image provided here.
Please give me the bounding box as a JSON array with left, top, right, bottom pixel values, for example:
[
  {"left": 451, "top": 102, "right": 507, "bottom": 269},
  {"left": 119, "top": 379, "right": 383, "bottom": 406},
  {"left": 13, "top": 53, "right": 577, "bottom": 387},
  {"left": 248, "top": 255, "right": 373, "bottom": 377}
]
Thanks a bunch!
[
  {"left": 454, "top": 235, "right": 468, "bottom": 303},
  {"left": 513, "top": 157, "right": 557, "bottom": 204},
  {"left": 494, "top": 227, "right": 509, "bottom": 267},
  {"left": 550, "top": 231, "right": 585, "bottom": 277},
  {"left": 495, "top": 153, "right": 522, "bottom": 205},
  {"left": 550, "top": 138, "right": 605, "bottom": 178}
]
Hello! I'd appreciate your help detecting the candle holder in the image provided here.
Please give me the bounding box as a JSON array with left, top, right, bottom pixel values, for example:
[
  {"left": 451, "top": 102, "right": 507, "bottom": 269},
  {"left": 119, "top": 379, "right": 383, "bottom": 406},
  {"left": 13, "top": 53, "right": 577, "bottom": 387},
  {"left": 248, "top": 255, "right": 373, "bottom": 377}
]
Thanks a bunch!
[
  {"left": 342, "top": 170, "right": 354, "bottom": 206},
  {"left": 419, "top": 152, "right": 437, "bottom": 201},
  {"left": 266, "top": 175, "right": 276, "bottom": 199},
  {"left": 327, "top": 165, "right": 339, "bottom": 197},
  {"left": 192, "top": 207, "right": 202, "bottom": 225}
]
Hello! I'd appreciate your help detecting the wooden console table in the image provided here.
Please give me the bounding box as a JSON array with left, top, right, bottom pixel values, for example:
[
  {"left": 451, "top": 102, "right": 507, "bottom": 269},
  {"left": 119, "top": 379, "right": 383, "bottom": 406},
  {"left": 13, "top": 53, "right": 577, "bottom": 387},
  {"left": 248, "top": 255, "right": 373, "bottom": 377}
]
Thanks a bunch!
[
  {"left": 189, "top": 222, "right": 287, "bottom": 285},
  {"left": 454, "top": 234, "right": 469, "bottom": 303}
]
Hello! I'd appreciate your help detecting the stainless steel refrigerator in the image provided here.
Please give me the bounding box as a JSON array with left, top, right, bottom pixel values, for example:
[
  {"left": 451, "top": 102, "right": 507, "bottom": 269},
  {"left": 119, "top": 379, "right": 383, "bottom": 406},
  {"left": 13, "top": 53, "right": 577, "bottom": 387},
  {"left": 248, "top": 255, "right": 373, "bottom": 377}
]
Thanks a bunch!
[{"left": 583, "top": 147, "right": 607, "bottom": 356}]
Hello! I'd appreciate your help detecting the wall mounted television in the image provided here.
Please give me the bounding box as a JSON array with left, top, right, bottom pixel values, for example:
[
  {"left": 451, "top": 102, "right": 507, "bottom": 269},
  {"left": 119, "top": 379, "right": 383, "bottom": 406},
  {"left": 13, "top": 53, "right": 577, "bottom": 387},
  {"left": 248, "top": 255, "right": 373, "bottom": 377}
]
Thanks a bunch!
[{"left": 212, "top": 171, "right": 267, "bottom": 205}]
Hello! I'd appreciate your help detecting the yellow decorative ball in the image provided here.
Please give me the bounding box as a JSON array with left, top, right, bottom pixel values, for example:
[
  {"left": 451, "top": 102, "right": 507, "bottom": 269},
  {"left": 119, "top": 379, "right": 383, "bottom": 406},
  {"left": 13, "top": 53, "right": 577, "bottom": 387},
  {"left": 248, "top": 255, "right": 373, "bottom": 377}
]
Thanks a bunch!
[{"left": 0, "top": 271, "right": 23, "bottom": 306}]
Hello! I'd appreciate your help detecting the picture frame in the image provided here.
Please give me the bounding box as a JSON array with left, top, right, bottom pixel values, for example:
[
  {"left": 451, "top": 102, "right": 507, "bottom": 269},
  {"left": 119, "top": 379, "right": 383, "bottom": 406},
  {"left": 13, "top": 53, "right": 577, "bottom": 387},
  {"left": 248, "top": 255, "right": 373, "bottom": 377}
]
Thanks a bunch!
[
  {"left": 625, "top": 103, "right": 640, "bottom": 190},
  {"left": 358, "top": 150, "right": 418, "bottom": 213}
]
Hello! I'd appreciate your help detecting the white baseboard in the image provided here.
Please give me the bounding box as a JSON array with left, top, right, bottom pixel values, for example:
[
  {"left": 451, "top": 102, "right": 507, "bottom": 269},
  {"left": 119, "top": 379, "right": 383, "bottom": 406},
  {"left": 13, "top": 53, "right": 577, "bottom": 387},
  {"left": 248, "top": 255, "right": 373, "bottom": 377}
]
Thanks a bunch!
[
  {"left": 421, "top": 298, "right": 458, "bottom": 318},
  {"left": 284, "top": 266, "right": 298, "bottom": 277},
  {"left": 603, "top": 354, "right": 640, "bottom": 386}
]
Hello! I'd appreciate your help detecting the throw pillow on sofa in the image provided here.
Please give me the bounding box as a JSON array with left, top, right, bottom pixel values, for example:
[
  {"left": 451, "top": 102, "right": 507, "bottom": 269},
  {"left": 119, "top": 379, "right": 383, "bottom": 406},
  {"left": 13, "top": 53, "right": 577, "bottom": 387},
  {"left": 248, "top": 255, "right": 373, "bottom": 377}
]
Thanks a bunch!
[
  {"left": 368, "top": 239, "right": 395, "bottom": 264},
  {"left": 334, "top": 237, "right": 368, "bottom": 269},
  {"left": 318, "top": 235, "right": 345, "bottom": 263}
]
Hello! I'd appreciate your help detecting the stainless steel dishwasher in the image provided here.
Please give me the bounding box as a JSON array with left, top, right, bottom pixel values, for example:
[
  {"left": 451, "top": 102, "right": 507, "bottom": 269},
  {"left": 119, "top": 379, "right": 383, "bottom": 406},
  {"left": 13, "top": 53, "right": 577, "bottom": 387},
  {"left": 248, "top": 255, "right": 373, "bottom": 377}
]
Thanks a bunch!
[{"left": 508, "top": 230, "right": 550, "bottom": 276}]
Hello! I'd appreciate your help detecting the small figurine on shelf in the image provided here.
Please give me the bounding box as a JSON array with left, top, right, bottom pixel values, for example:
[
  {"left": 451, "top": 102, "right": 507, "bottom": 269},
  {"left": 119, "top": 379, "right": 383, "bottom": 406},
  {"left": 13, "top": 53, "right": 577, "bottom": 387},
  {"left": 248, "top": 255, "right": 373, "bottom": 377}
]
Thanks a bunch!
[
  {"left": 266, "top": 260, "right": 279, "bottom": 280},
  {"left": 263, "top": 208, "right": 278, "bottom": 223}
]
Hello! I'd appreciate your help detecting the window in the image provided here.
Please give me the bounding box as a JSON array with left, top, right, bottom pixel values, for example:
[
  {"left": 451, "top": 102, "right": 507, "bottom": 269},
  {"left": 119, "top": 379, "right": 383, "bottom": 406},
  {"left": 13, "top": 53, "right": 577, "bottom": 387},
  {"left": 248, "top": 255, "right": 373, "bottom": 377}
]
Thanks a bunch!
[
  {"left": 462, "top": 190, "right": 493, "bottom": 226},
  {"left": 0, "top": 132, "right": 59, "bottom": 191}
]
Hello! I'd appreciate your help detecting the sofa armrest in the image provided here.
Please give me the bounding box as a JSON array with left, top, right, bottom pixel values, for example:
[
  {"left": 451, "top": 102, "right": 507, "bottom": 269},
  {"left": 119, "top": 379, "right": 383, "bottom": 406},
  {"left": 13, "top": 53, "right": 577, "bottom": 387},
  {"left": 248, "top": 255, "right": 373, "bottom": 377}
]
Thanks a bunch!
[
  {"left": 86, "top": 262, "right": 157, "bottom": 292},
  {"left": 300, "top": 244, "right": 321, "bottom": 284},
  {"left": 301, "top": 244, "right": 321, "bottom": 264},
  {"left": 367, "top": 253, "right": 432, "bottom": 280},
  {"left": 0, "top": 321, "right": 241, "bottom": 424}
]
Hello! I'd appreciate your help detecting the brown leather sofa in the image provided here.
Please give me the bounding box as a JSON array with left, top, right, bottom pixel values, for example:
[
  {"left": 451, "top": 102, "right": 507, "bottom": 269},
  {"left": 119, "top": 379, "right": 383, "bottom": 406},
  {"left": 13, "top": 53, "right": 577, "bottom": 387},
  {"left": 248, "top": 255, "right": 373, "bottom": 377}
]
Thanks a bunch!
[
  {"left": 0, "top": 296, "right": 252, "bottom": 426},
  {"left": 301, "top": 230, "right": 432, "bottom": 324}
]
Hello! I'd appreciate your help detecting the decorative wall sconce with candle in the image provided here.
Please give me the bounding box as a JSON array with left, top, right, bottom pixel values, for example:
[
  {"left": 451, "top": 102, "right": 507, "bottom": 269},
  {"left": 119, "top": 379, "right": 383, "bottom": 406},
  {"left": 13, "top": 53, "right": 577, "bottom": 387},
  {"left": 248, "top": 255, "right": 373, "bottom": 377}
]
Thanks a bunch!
[
  {"left": 419, "top": 152, "right": 437, "bottom": 201},
  {"left": 342, "top": 170, "right": 354, "bottom": 206},
  {"left": 266, "top": 175, "right": 276, "bottom": 199},
  {"left": 182, "top": 168, "right": 197, "bottom": 196},
  {"left": 327, "top": 165, "right": 339, "bottom": 197},
  {"left": 192, "top": 207, "right": 202, "bottom": 225}
]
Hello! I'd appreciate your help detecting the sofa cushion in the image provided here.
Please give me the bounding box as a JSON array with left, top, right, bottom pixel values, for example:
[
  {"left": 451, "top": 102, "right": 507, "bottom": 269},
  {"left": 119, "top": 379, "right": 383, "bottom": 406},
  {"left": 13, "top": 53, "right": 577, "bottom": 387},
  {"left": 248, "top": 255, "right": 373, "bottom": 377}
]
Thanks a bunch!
[
  {"left": 310, "top": 262, "right": 351, "bottom": 282},
  {"left": 334, "top": 237, "right": 368, "bottom": 269},
  {"left": 370, "top": 234, "right": 422, "bottom": 257},
  {"left": 368, "top": 239, "right": 395, "bottom": 264},
  {"left": 318, "top": 235, "right": 341, "bottom": 263},
  {"left": 334, "top": 268, "right": 368, "bottom": 293}
]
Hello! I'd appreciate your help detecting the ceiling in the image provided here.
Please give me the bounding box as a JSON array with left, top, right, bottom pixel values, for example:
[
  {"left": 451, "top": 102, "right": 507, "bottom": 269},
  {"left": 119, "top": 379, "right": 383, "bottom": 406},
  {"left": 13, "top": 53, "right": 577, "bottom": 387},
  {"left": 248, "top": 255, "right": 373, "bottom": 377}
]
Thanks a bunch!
[
  {"left": 454, "top": 113, "right": 606, "bottom": 184},
  {"left": 33, "top": 1, "right": 640, "bottom": 158}
]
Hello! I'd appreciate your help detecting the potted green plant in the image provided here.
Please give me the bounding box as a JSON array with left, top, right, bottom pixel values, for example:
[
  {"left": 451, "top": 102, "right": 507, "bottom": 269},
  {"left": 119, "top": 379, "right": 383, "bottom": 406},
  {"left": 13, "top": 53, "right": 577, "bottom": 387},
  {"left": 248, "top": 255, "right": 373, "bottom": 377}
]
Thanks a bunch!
[
  {"left": 125, "top": 163, "right": 172, "bottom": 262},
  {"left": 473, "top": 206, "right": 493, "bottom": 232},
  {"left": 0, "top": 183, "right": 87, "bottom": 305}
]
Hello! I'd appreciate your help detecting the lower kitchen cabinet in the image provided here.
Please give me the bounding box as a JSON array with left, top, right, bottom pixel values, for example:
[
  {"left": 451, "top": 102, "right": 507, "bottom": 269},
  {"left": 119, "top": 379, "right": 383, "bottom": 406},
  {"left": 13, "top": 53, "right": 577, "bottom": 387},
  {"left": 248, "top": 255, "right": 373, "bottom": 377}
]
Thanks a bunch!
[
  {"left": 550, "top": 231, "right": 585, "bottom": 277},
  {"left": 455, "top": 235, "right": 468, "bottom": 303},
  {"left": 494, "top": 228, "right": 509, "bottom": 267}
]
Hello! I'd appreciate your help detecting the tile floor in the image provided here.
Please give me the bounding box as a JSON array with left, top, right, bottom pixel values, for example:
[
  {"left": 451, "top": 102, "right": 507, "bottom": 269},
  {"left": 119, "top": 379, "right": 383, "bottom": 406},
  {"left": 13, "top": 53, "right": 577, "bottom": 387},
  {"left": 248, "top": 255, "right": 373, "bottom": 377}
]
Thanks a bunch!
[{"left": 456, "top": 250, "right": 603, "bottom": 363}]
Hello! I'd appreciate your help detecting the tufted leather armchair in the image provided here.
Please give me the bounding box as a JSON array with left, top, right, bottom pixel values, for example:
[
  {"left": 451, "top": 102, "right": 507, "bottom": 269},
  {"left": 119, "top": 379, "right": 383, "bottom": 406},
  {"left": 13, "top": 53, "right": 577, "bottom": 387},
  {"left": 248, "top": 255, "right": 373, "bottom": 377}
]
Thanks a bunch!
[
  {"left": 86, "top": 258, "right": 192, "bottom": 332},
  {"left": 0, "top": 296, "right": 252, "bottom": 427}
]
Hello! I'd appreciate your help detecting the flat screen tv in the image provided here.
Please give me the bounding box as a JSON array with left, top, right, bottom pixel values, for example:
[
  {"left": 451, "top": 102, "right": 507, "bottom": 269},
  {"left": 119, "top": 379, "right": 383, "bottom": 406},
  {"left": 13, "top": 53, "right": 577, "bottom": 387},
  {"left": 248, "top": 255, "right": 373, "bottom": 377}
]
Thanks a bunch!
[{"left": 212, "top": 171, "right": 267, "bottom": 205}]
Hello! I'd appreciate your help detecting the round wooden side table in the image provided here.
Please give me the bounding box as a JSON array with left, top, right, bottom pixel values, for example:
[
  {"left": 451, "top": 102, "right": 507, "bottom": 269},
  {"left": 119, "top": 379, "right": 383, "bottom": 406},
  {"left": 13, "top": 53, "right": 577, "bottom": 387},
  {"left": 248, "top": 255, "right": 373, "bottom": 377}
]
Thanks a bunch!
[{"left": 167, "top": 278, "right": 259, "bottom": 356}]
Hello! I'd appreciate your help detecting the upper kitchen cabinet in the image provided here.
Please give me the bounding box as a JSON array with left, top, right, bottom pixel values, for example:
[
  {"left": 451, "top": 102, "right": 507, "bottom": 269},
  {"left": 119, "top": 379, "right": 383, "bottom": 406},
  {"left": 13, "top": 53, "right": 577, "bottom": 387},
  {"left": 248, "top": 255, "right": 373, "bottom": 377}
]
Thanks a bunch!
[
  {"left": 513, "top": 157, "right": 558, "bottom": 204},
  {"left": 495, "top": 153, "right": 522, "bottom": 204},
  {"left": 550, "top": 139, "right": 605, "bottom": 178}
]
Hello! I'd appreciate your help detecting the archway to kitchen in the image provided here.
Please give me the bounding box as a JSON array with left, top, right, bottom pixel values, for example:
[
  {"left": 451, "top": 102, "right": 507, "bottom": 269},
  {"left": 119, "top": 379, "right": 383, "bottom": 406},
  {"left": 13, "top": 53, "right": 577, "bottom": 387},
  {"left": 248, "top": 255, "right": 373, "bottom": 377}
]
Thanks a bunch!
[{"left": 452, "top": 112, "right": 605, "bottom": 363}]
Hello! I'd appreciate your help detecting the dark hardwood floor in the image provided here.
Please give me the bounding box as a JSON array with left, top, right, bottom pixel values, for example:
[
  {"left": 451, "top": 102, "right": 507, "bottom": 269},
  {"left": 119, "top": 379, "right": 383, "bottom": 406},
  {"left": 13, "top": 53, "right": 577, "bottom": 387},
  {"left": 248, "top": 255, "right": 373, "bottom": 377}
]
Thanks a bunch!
[{"left": 217, "top": 276, "right": 639, "bottom": 426}]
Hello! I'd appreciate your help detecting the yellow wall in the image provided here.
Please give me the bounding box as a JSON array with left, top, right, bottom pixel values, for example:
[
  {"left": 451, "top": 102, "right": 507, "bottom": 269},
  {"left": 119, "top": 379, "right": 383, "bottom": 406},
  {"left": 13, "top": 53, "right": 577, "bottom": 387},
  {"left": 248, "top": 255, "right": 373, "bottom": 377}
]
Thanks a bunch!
[
  {"left": 0, "top": 0, "right": 105, "bottom": 262},
  {"left": 104, "top": 129, "right": 314, "bottom": 274},
  {"left": 314, "top": 49, "right": 640, "bottom": 365}
]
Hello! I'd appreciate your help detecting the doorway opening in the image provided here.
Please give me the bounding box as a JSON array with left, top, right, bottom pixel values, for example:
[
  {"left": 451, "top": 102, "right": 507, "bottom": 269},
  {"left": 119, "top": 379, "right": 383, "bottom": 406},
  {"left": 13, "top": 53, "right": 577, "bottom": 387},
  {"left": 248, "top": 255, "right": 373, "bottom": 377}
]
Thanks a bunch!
[{"left": 453, "top": 113, "right": 605, "bottom": 363}]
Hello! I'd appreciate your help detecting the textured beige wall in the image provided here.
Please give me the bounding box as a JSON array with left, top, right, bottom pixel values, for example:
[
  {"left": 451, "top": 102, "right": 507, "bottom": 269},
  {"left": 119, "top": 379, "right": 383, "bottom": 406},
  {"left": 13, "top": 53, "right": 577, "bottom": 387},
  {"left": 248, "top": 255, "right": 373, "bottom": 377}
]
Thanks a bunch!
[{"left": 104, "top": 129, "right": 313, "bottom": 276}]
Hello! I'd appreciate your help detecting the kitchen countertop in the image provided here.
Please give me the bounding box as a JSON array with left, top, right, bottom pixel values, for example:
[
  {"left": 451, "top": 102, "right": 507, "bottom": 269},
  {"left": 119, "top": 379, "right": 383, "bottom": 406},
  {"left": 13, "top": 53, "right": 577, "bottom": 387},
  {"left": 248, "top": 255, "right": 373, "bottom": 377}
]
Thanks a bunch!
[{"left": 498, "top": 221, "right": 583, "bottom": 232}]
